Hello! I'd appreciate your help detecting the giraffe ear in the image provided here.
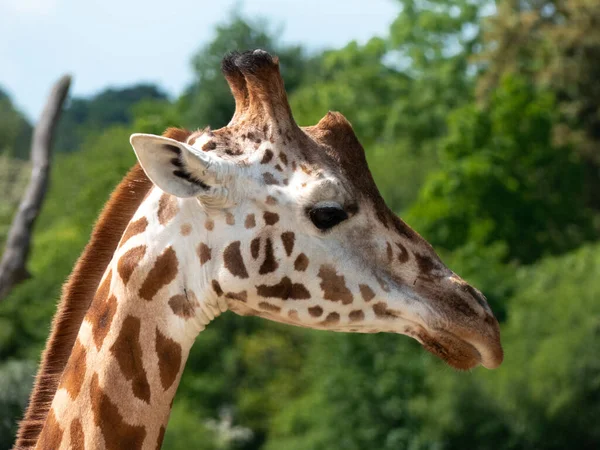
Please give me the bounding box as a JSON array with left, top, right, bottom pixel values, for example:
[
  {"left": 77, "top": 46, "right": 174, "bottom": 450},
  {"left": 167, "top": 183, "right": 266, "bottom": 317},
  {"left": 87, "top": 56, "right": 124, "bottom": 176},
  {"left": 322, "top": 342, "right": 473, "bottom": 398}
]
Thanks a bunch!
[{"left": 130, "top": 133, "right": 229, "bottom": 198}]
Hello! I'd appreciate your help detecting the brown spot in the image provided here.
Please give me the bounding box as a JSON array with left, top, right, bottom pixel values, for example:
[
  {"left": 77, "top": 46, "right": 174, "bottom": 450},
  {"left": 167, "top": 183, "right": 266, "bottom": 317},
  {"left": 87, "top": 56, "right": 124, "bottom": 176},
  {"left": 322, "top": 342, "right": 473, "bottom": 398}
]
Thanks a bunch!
[
  {"left": 257, "top": 277, "right": 311, "bottom": 300},
  {"left": 373, "top": 302, "right": 400, "bottom": 319},
  {"left": 279, "top": 152, "right": 288, "bottom": 166},
  {"left": 158, "top": 193, "right": 179, "bottom": 225},
  {"left": 169, "top": 292, "right": 199, "bottom": 319},
  {"left": 263, "top": 172, "right": 280, "bottom": 185},
  {"left": 90, "top": 373, "right": 146, "bottom": 450},
  {"left": 349, "top": 310, "right": 365, "bottom": 322},
  {"left": 180, "top": 223, "right": 192, "bottom": 236},
  {"left": 155, "top": 327, "right": 182, "bottom": 391},
  {"left": 197, "top": 243, "right": 212, "bottom": 265},
  {"left": 288, "top": 310, "right": 299, "bottom": 320},
  {"left": 202, "top": 140, "right": 217, "bottom": 151},
  {"left": 36, "top": 408, "right": 63, "bottom": 450},
  {"left": 291, "top": 161, "right": 297, "bottom": 171},
  {"left": 59, "top": 339, "right": 87, "bottom": 400},
  {"left": 156, "top": 426, "right": 166, "bottom": 450},
  {"left": 223, "top": 241, "right": 249, "bottom": 278},
  {"left": 264, "top": 211, "right": 279, "bottom": 225},
  {"left": 259, "top": 301, "right": 281, "bottom": 313},
  {"left": 245, "top": 214, "right": 256, "bottom": 228},
  {"left": 205, "top": 219, "right": 214, "bottom": 231},
  {"left": 225, "top": 291, "right": 248, "bottom": 302},
  {"left": 416, "top": 253, "right": 438, "bottom": 275},
  {"left": 396, "top": 242, "right": 409, "bottom": 263},
  {"left": 110, "top": 315, "right": 151, "bottom": 403},
  {"left": 119, "top": 216, "right": 148, "bottom": 248},
  {"left": 117, "top": 245, "right": 147, "bottom": 285},
  {"left": 266, "top": 195, "right": 278, "bottom": 205},
  {"left": 274, "top": 164, "right": 283, "bottom": 172},
  {"left": 308, "top": 306, "right": 323, "bottom": 317},
  {"left": 139, "top": 247, "right": 179, "bottom": 301},
  {"left": 386, "top": 242, "right": 393, "bottom": 263},
  {"left": 212, "top": 280, "right": 223, "bottom": 296},
  {"left": 88, "top": 278, "right": 118, "bottom": 351},
  {"left": 259, "top": 238, "right": 279, "bottom": 274},
  {"left": 359, "top": 284, "right": 376, "bottom": 302},
  {"left": 225, "top": 212, "right": 235, "bottom": 225},
  {"left": 318, "top": 265, "right": 353, "bottom": 305},
  {"left": 281, "top": 232, "right": 295, "bottom": 256},
  {"left": 323, "top": 312, "right": 340, "bottom": 325},
  {"left": 250, "top": 238, "right": 261, "bottom": 259},
  {"left": 294, "top": 253, "right": 309, "bottom": 271},
  {"left": 261, "top": 149, "right": 274, "bottom": 164},
  {"left": 70, "top": 419, "right": 85, "bottom": 450}
]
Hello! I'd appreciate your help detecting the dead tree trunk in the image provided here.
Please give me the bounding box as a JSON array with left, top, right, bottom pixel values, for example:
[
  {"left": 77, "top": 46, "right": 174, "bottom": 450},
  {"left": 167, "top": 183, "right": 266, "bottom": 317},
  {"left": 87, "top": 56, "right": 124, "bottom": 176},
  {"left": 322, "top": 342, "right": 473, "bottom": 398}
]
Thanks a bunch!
[{"left": 0, "top": 75, "right": 71, "bottom": 300}]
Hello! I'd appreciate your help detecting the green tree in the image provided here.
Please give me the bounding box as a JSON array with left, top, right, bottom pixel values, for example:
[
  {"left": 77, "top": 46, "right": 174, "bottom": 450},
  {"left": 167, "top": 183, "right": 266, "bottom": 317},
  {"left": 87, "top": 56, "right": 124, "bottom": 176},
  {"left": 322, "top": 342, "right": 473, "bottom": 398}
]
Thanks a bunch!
[{"left": 409, "top": 75, "right": 595, "bottom": 263}]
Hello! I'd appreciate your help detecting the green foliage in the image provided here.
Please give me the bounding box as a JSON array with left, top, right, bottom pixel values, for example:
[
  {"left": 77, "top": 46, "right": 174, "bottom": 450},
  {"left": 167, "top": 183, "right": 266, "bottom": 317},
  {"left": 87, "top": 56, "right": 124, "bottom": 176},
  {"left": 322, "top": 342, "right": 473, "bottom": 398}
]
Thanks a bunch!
[
  {"left": 1, "top": 3, "right": 600, "bottom": 450},
  {"left": 409, "top": 75, "right": 596, "bottom": 263},
  {"left": 0, "top": 87, "right": 32, "bottom": 159},
  {"left": 55, "top": 84, "right": 167, "bottom": 153},
  {"left": 181, "top": 13, "right": 314, "bottom": 130}
]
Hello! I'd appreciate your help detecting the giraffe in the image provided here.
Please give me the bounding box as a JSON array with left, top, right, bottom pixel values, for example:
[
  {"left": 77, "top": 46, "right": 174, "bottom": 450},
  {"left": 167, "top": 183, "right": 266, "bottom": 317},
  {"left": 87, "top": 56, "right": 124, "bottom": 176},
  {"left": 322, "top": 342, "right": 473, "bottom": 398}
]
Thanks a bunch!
[{"left": 15, "top": 50, "right": 503, "bottom": 450}]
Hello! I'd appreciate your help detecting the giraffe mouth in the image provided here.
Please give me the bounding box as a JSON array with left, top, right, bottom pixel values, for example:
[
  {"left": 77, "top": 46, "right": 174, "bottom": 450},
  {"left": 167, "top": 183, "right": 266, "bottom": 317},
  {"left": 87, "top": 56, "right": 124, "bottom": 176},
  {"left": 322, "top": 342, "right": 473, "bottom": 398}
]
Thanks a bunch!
[{"left": 405, "top": 327, "right": 483, "bottom": 370}]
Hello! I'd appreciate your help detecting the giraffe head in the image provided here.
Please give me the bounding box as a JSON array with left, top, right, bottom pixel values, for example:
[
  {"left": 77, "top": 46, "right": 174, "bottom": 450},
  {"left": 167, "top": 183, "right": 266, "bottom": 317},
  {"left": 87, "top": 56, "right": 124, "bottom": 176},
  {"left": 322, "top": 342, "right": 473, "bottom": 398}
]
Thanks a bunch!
[{"left": 130, "top": 50, "right": 503, "bottom": 370}]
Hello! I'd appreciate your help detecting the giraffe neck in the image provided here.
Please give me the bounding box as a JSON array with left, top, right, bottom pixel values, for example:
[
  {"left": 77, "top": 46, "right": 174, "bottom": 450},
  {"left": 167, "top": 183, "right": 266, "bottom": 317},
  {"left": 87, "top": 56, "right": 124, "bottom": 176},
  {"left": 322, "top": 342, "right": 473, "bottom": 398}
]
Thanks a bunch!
[{"left": 35, "top": 188, "right": 223, "bottom": 450}]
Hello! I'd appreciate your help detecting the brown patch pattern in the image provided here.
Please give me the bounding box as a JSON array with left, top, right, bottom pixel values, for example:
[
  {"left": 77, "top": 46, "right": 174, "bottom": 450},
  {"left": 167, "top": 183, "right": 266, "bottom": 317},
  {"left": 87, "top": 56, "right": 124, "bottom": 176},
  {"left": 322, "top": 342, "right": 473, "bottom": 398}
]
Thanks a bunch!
[
  {"left": 158, "top": 193, "right": 179, "bottom": 225},
  {"left": 349, "top": 310, "right": 365, "bottom": 322},
  {"left": 250, "top": 237, "right": 261, "bottom": 259},
  {"left": 169, "top": 293, "right": 199, "bottom": 319},
  {"left": 156, "top": 426, "right": 166, "bottom": 450},
  {"left": 259, "top": 238, "right": 279, "bottom": 274},
  {"left": 396, "top": 242, "right": 409, "bottom": 263},
  {"left": 294, "top": 253, "right": 309, "bottom": 271},
  {"left": 359, "top": 284, "right": 376, "bottom": 302},
  {"left": 258, "top": 301, "right": 281, "bottom": 313},
  {"left": 90, "top": 373, "right": 146, "bottom": 450},
  {"left": 70, "top": 418, "right": 85, "bottom": 450},
  {"left": 155, "top": 327, "right": 183, "bottom": 391},
  {"left": 212, "top": 280, "right": 224, "bottom": 296},
  {"left": 180, "top": 223, "right": 192, "bottom": 236},
  {"left": 223, "top": 241, "right": 249, "bottom": 278},
  {"left": 119, "top": 216, "right": 148, "bottom": 248},
  {"left": 36, "top": 408, "right": 64, "bottom": 450},
  {"left": 257, "top": 277, "right": 311, "bottom": 300},
  {"left": 264, "top": 211, "right": 279, "bottom": 225},
  {"left": 59, "top": 339, "right": 87, "bottom": 400},
  {"left": 139, "top": 247, "right": 179, "bottom": 301},
  {"left": 323, "top": 312, "right": 340, "bottom": 325},
  {"left": 373, "top": 302, "right": 400, "bottom": 319},
  {"left": 205, "top": 219, "right": 214, "bottom": 231},
  {"left": 261, "top": 149, "right": 274, "bottom": 164},
  {"left": 225, "top": 291, "right": 248, "bottom": 302},
  {"left": 110, "top": 315, "right": 151, "bottom": 403},
  {"left": 225, "top": 212, "right": 236, "bottom": 225},
  {"left": 263, "top": 172, "right": 279, "bottom": 185},
  {"left": 318, "top": 265, "right": 353, "bottom": 305},
  {"left": 308, "top": 306, "right": 323, "bottom": 317},
  {"left": 197, "top": 243, "right": 212, "bottom": 265},
  {"left": 281, "top": 232, "right": 295, "bottom": 256},
  {"left": 117, "top": 245, "right": 147, "bottom": 285},
  {"left": 245, "top": 214, "right": 256, "bottom": 229},
  {"left": 87, "top": 272, "right": 118, "bottom": 350}
]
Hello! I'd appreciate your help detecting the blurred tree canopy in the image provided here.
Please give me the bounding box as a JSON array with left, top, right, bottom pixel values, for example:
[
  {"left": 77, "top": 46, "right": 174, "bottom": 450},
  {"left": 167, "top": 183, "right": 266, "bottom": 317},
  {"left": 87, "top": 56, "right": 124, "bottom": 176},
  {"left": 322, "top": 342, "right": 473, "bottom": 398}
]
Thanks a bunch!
[{"left": 1, "top": 2, "right": 599, "bottom": 449}]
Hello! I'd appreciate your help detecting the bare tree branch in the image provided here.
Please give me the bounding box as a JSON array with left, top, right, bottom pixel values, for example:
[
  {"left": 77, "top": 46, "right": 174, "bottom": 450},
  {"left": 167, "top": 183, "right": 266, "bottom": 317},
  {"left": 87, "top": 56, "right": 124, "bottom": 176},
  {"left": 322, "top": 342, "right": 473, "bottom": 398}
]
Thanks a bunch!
[{"left": 0, "top": 75, "right": 71, "bottom": 300}]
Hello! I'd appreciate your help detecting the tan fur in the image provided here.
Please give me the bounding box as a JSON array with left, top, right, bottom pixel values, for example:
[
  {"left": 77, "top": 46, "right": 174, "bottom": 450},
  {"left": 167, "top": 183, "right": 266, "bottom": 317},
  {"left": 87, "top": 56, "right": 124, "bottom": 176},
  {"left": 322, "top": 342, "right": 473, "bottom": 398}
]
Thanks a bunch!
[{"left": 15, "top": 128, "right": 189, "bottom": 449}]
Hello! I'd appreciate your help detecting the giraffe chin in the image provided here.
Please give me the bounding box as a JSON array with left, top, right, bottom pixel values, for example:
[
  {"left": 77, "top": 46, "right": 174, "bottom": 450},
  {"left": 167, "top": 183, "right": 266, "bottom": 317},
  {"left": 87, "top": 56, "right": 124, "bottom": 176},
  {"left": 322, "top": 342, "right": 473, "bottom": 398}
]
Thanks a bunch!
[{"left": 415, "top": 329, "right": 484, "bottom": 371}]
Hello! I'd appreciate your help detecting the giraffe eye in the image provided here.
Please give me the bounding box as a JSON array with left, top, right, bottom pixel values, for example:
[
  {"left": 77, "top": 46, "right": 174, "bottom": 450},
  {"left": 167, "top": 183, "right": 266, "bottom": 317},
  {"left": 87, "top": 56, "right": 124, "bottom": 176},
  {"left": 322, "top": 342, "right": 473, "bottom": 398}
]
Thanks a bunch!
[{"left": 309, "top": 205, "right": 348, "bottom": 230}]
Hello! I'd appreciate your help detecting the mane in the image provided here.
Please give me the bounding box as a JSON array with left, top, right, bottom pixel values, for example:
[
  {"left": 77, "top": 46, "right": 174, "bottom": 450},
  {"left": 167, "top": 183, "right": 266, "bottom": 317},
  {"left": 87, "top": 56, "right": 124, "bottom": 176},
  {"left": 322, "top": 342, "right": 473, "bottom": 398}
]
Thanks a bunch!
[{"left": 14, "top": 128, "right": 190, "bottom": 449}]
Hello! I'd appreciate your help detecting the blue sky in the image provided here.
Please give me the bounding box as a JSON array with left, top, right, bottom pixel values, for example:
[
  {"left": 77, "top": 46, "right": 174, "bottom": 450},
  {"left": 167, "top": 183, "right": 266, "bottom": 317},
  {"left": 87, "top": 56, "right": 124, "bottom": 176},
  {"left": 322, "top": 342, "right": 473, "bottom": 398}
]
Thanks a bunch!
[{"left": 0, "top": 0, "right": 398, "bottom": 121}]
